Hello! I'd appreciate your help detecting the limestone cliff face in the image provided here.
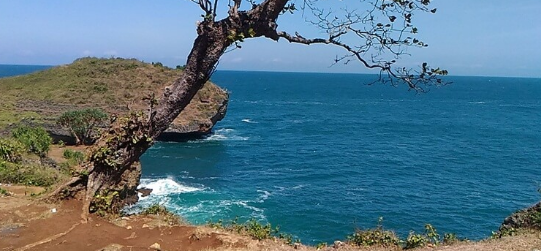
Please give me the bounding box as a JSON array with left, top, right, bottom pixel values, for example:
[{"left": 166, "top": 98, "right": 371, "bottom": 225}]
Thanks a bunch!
[
  {"left": 158, "top": 82, "right": 229, "bottom": 141},
  {"left": 0, "top": 58, "right": 228, "bottom": 142}
]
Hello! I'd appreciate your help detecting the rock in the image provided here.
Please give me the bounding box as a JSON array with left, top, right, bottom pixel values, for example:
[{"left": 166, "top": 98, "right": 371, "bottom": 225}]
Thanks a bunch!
[
  {"left": 98, "top": 243, "right": 124, "bottom": 251},
  {"left": 333, "top": 240, "right": 345, "bottom": 249},
  {"left": 137, "top": 187, "right": 153, "bottom": 197},
  {"left": 499, "top": 201, "right": 541, "bottom": 233},
  {"left": 149, "top": 242, "right": 161, "bottom": 250}
]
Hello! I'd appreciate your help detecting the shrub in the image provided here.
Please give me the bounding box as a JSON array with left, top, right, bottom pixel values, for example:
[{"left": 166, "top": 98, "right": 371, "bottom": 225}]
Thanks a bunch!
[
  {"left": 0, "top": 160, "right": 61, "bottom": 186},
  {"left": 208, "top": 218, "right": 283, "bottom": 241},
  {"left": 57, "top": 108, "right": 107, "bottom": 145},
  {"left": 443, "top": 233, "right": 459, "bottom": 245},
  {"left": 404, "top": 224, "right": 450, "bottom": 249},
  {"left": 425, "top": 224, "right": 440, "bottom": 245},
  {"left": 405, "top": 232, "right": 428, "bottom": 249},
  {"left": 315, "top": 242, "right": 327, "bottom": 249},
  {"left": 152, "top": 62, "right": 164, "bottom": 68},
  {"left": 0, "top": 187, "right": 11, "bottom": 196},
  {"left": 90, "top": 190, "right": 119, "bottom": 217},
  {"left": 347, "top": 218, "right": 400, "bottom": 247},
  {"left": 11, "top": 126, "right": 52, "bottom": 157},
  {"left": 63, "top": 149, "right": 85, "bottom": 164},
  {"left": 141, "top": 204, "right": 170, "bottom": 215},
  {"left": 140, "top": 203, "right": 182, "bottom": 225},
  {"left": 0, "top": 138, "right": 25, "bottom": 162},
  {"left": 244, "top": 218, "right": 275, "bottom": 241}
]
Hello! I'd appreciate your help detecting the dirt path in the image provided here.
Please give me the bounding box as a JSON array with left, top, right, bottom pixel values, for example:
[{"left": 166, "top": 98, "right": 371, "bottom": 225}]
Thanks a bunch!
[
  {"left": 0, "top": 186, "right": 241, "bottom": 251},
  {"left": 1, "top": 185, "right": 540, "bottom": 251}
]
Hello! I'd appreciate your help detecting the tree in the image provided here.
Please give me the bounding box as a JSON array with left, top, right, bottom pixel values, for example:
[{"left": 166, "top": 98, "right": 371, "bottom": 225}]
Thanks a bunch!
[
  {"left": 50, "top": 0, "right": 447, "bottom": 221},
  {"left": 57, "top": 108, "right": 108, "bottom": 145}
]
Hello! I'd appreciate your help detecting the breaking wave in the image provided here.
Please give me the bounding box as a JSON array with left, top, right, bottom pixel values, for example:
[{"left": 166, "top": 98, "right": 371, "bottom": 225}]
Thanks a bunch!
[{"left": 203, "top": 128, "right": 249, "bottom": 141}]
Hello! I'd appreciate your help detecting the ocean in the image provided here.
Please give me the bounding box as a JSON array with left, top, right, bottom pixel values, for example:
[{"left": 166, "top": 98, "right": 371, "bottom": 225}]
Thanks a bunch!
[{"left": 2, "top": 66, "right": 541, "bottom": 244}]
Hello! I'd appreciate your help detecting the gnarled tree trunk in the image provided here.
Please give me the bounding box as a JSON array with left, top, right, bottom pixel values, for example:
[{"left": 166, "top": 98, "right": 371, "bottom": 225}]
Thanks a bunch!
[
  {"left": 50, "top": 0, "right": 289, "bottom": 221},
  {"left": 49, "top": 0, "right": 442, "bottom": 220}
]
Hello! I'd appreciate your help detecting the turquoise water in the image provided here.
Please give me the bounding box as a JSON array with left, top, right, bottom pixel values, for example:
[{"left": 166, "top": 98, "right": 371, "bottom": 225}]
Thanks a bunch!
[
  {"left": 136, "top": 71, "right": 541, "bottom": 243},
  {"left": 2, "top": 66, "right": 541, "bottom": 244}
]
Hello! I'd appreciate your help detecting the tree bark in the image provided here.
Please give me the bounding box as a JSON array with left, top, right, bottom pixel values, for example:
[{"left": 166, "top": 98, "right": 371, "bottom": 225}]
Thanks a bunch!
[
  {"left": 49, "top": 0, "right": 290, "bottom": 220},
  {"left": 48, "top": 0, "right": 443, "bottom": 220}
]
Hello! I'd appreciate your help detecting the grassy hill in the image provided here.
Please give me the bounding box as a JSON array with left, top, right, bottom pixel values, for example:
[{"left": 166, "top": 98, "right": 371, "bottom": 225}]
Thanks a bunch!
[{"left": 0, "top": 57, "right": 228, "bottom": 140}]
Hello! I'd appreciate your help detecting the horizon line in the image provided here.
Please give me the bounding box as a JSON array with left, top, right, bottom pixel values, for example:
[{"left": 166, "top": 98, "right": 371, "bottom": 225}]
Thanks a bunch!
[{"left": 0, "top": 63, "right": 540, "bottom": 80}]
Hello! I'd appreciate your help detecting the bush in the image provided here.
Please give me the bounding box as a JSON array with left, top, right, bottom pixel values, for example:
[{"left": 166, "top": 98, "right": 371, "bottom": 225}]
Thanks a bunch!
[
  {"left": 0, "top": 187, "right": 11, "bottom": 196},
  {"left": 405, "top": 232, "right": 428, "bottom": 249},
  {"left": 141, "top": 204, "right": 170, "bottom": 215},
  {"left": 348, "top": 227, "right": 400, "bottom": 247},
  {"left": 57, "top": 108, "right": 107, "bottom": 145},
  {"left": 63, "top": 149, "right": 85, "bottom": 164},
  {"left": 443, "top": 233, "right": 459, "bottom": 245},
  {"left": 347, "top": 218, "right": 400, "bottom": 247},
  {"left": 0, "top": 138, "right": 25, "bottom": 162},
  {"left": 404, "top": 224, "right": 456, "bottom": 249},
  {"left": 140, "top": 204, "right": 182, "bottom": 225},
  {"left": 208, "top": 218, "right": 284, "bottom": 241},
  {"left": 0, "top": 160, "right": 61, "bottom": 186},
  {"left": 244, "top": 218, "right": 275, "bottom": 241},
  {"left": 11, "top": 126, "right": 52, "bottom": 157}
]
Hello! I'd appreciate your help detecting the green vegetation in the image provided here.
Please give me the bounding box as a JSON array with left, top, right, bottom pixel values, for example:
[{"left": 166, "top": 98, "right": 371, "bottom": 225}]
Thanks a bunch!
[
  {"left": 315, "top": 242, "right": 327, "bottom": 249},
  {"left": 140, "top": 204, "right": 183, "bottom": 225},
  {"left": 208, "top": 217, "right": 299, "bottom": 243},
  {"left": 57, "top": 108, "right": 107, "bottom": 145},
  {"left": 0, "top": 126, "right": 64, "bottom": 187},
  {"left": 0, "top": 160, "right": 61, "bottom": 186},
  {"left": 11, "top": 125, "right": 52, "bottom": 157},
  {"left": 0, "top": 138, "right": 25, "bottom": 163},
  {"left": 347, "top": 218, "right": 400, "bottom": 247},
  {"left": 443, "top": 233, "right": 460, "bottom": 245},
  {"left": 0, "top": 187, "right": 10, "bottom": 196},
  {"left": 63, "top": 149, "right": 85, "bottom": 163},
  {"left": 404, "top": 224, "right": 457, "bottom": 249},
  {"left": 90, "top": 190, "right": 120, "bottom": 217},
  {"left": 59, "top": 148, "right": 86, "bottom": 174},
  {"left": 346, "top": 219, "right": 462, "bottom": 250},
  {"left": 404, "top": 232, "right": 428, "bottom": 249},
  {"left": 141, "top": 203, "right": 170, "bottom": 215}
]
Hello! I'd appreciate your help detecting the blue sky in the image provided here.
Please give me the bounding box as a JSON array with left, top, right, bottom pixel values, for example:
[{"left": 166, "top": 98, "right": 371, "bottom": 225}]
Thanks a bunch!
[{"left": 1, "top": 0, "right": 540, "bottom": 77}]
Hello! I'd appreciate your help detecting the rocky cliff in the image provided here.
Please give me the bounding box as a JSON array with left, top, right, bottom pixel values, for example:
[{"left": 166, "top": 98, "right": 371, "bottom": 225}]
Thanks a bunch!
[{"left": 0, "top": 57, "right": 228, "bottom": 142}]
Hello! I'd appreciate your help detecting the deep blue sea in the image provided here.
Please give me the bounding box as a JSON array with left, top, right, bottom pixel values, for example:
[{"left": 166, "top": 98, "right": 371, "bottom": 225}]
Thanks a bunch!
[{"left": 2, "top": 66, "right": 541, "bottom": 244}]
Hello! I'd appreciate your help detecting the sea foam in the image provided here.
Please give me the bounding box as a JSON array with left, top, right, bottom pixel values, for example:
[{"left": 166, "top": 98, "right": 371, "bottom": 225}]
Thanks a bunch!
[
  {"left": 139, "top": 177, "right": 202, "bottom": 197},
  {"left": 203, "top": 128, "right": 249, "bottom": 141}
]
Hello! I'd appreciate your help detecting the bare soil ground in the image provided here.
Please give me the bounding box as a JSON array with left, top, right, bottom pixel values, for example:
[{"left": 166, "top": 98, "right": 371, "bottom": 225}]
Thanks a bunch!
[{"left": 1, "top": 185, "right": 540, "bottom": 251}]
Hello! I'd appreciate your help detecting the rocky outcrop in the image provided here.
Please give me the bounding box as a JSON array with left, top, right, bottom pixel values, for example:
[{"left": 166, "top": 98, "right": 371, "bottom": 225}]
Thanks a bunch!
[{"left": 499, "top": 201, "right": 541, "bottom": 234}]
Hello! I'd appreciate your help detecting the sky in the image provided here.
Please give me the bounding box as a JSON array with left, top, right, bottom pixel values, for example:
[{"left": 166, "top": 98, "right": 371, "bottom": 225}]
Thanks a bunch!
[{"left": 0, "top": 0, "right": 540, "bottom": 78}]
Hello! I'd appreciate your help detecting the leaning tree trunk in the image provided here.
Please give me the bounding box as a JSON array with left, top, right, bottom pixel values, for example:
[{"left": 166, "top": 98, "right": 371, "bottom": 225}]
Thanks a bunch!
[{"left": 49, "top": 0, "right": 289, "bottom": 221}]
